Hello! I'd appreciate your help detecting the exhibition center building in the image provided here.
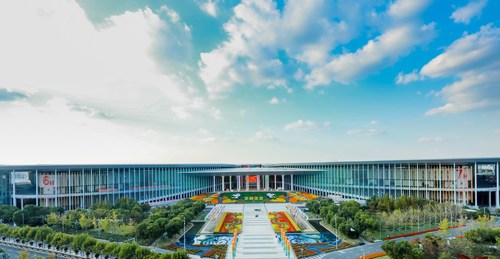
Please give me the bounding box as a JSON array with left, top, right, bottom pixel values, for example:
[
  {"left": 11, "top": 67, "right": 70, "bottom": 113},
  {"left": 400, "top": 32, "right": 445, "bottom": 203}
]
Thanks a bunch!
[{"left": 0, "top": 158, "right": 499, "bottom": 210}]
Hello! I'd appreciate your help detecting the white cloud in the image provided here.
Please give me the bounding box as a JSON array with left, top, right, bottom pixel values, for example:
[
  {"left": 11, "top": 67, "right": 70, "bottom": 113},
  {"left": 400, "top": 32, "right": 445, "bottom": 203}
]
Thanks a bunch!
[
  {"left": 395, "top": 70, "right": 421, "bottom": 84},
  {"left": 0, "top": 0, "right": 201, "bottom": 122},
  {"left": 369, "top": 120, "right": 379, "bottom": 125},
  {"left": 418, "top": 136, "right": 444, "bottom": 143},
  {"left": 198, "top": 0, "right": 390, "bottom": 97},
  {"left": 450, "top": 0, "right": 488, "bottom": 24},
  {"left": 347, "top": 128, "right": 385, "bottom": 137},
  {"left": 200, "top": 0, "right": 218, "bottom": 17},
  {"left": 250, "top": 131, "right": 278, "bottom": 142},
  {"left": 209, "top": 107, "right": 223, "bottom": 120},
  {"left": 269, "top": 97, "right": 280, "bottom": 104},
  {"left": 0, "top": 98, "right": 172, "bottom": 164},
  {"left": 284, "top": 119, "right": 330, "bottom": 132},
  {"left": 306, "top": 23, "right": 435, "bottom": 87},
  {"left": 388, "top": 0, "right": 431, "bottom": 20},
  {"left": 420, "top": 24, "right": 500, "bottom": 115}
]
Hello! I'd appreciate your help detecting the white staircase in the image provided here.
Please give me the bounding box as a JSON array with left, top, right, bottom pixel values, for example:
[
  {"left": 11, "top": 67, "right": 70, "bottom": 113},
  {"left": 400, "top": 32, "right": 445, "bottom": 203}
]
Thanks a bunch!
[{"left": 227, "top": 204, "right": 293, "bottom": 259}]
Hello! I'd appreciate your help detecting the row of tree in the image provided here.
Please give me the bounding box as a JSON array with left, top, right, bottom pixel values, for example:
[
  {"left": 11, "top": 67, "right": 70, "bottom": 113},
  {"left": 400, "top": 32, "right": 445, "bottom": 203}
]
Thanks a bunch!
[
  {"left": 136, "top": 200, "right": 205, "bottom": 239},
  {"left": 307, "top": 199, "right": 379, "bottom": 239},
  {"left": 0, "top": 224, "right": 188, "bottom": 259},
  {"left": 382, "top": 216, "right": 500, "bottom": 258},
  {"left": 306, "top": 195, "right": 466, "bottom": 240}
]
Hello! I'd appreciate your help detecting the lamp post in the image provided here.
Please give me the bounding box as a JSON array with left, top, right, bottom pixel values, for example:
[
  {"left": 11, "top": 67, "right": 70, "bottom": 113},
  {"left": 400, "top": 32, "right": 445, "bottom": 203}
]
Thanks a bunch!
[
  {"left": 335, "top": 214, "right": 338, "bottom": 251},
  {"left": 183, "top": 216, "right": 186, "bottom": 251}
]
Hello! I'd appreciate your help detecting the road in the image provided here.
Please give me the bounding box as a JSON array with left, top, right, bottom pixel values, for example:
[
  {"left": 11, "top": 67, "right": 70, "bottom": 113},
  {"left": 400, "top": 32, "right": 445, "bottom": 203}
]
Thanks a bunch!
[
  {"left": 0, "top": 243, "right": 63, "bottom": 258},
  {"left": 320, "top": 226, "right": 470, "bottom": 259}
]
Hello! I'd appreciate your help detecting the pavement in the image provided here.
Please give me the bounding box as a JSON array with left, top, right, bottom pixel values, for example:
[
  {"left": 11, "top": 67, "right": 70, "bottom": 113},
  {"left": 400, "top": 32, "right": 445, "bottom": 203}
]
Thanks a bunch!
[
  {"left": 320, "top": 226, "right": 470, "bottom": 259},
  {"left": 0, "top": 242, "right": 70, "bottom": 259}
]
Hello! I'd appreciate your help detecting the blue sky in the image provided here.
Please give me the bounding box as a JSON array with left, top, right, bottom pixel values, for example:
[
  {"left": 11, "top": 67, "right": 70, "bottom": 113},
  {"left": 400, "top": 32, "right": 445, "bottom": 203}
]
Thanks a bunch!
[{"left": 0, "top": 0, "right": 499, "bottom": 164}]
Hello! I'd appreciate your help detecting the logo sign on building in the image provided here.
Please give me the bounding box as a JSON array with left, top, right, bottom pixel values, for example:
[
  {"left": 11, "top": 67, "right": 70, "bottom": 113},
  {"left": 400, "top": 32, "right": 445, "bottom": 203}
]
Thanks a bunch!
[
  {"left": 477, "top": 164, "right": 495, "bottom": 176},
  {"left": 40, "top": 175, "right": 55, "bottom": 194}
]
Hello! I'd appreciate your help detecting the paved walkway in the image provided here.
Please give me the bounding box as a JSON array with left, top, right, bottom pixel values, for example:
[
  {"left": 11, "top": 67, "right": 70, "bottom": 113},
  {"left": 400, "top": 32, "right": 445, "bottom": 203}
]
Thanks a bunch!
[{"left": 228, "top": 204, "right": 293, "bottom": 259}]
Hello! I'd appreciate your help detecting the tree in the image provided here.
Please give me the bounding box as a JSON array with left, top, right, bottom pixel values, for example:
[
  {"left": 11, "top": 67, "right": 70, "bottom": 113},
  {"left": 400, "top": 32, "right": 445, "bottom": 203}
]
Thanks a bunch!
[
  {"left": 34, "top": 226, "right": 53, "bottom": 241},
  {"left": 103, "top": 243, "right": 120, "bottom": 256},
  {"left": 135, "top": 247, "right": 152, "bottom": 258},
  {"left": 45, "top": 212, "right": 60, "bottom": 226},
  {"left": 421, "top": 234, "right": 445, "bottom": 258},
  {"left": 119, "top": 242, "right": 139, "bottom": 259},
  {"left": 438, "top": 218, "right": 449, "bottom": 236},
  {"left": 18, "top": 251, "right": 29, "bottom": 259},
  {"left": 0, "top": 205, "right": 19, "bottom": 223},
  {"left": 79, "top": 214, "right": 93, "bottom": 230},
  {"left": 71, "top": 233, "right": 90, "bottom": 251}
]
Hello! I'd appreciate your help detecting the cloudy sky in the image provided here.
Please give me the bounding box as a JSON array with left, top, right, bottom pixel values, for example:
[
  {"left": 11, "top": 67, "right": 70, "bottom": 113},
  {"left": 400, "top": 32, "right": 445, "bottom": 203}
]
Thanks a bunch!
[{"left": 1, "top": 0, "right": 499, "bottom": 164}]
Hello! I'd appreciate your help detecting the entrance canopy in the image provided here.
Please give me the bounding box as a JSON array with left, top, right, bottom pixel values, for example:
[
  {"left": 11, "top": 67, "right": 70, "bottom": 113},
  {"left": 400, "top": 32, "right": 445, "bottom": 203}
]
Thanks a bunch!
[{"left": 181, "top": 167, "right": 323, "bottom": 176}]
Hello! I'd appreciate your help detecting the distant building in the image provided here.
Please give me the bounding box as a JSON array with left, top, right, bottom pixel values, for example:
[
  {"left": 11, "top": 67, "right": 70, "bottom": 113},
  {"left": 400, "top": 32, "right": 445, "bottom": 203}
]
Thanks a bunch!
[{"left": 0, "top": 158, "right": 499, "bottom": 209}]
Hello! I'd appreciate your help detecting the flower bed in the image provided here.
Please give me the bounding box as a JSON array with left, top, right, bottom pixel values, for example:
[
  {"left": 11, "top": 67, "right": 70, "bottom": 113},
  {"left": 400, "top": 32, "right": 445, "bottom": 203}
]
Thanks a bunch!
[
  {"left": 288, "top": 192, "right": 307, "bottom": 203},
  {"left": 269, "top": 211, "right": 301, "bottom": 232},
  {"left": 201, "top": 245, "right": 227, "bottom": 259},
  {"left": 383, "top": 225, "right": 464, "bottom": 240},
  {"left": 291, "top": 243, "right": 318, "bottom": 258},
  {"left": 213, "top": 213, "right": 242, "bottom": 233},
  {"left": 221, "top": 192, "right": 287, "bottom": 203},
  {"left": 204, "top": 193, "right": 220, "bottom": 205},
  {"left": 189, "top": 193, "right": 208, "bottom": 201},
  {"left": 317, "top": 242, "right": 352, "bottom": 252}
]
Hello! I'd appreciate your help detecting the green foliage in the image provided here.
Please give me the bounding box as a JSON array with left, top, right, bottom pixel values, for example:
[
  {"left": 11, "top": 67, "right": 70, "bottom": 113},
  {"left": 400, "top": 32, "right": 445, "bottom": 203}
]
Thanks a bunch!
[
  {"left": 421, "top": 234, "right": 445, "bottom": 258},
  {"left": 45, "top": 212, "right": 60, "bottom": 226},
  {"left": 382, "top": 240, "right": 423, "bottom": 259},
  {"left": 464, "top": 228, "right": 500, "bottom": 244},
  {"left": 119, "top": 242, "right": 140, "bottom": 259},
  {"left": 18, "top": 251, "right": 29, "bottom": 259},
  {"left": 0, "top": 205, "right": 19, "bottom": 223}
]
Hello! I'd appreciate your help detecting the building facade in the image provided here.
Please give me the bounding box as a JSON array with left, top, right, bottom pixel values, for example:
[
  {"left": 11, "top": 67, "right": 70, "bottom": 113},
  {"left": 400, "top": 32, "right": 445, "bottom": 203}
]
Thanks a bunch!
[{"left": 0, "top": 158, "right": 499, "bottom": 210}]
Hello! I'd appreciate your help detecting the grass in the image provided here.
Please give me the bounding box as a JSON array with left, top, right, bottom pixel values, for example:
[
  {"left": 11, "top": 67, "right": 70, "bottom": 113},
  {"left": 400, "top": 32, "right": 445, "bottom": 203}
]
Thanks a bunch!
[
  {"left": 304, "top": 211, "right": 321, "bottom": 218},
  {"left": 86, "top": 229, "right": 132, "bottom": 242},
  {"left": 370, "top": 222, "right": 442, "bottom": 240}
]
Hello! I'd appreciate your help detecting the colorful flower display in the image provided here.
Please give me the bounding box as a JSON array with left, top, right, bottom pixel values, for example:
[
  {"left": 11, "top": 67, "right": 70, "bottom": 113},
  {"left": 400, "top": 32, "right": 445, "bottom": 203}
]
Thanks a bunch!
[
  {"left": 221, "top": 192, "right": 287, "bottom": 203},
  {"left": 268, "top": 211, "right": 301, "bottom": 232},
  {"left": 288, "top": 192, "right": 319, "bottom": 203},
  {"left": 213, "top": 212, "right": 243, "bottom": 233},
  {"left": 189, "top": 193, "right": 208, "bottom": 201},
  {"left": 203, "top": 193, "right": 220, "bottom": 205}
]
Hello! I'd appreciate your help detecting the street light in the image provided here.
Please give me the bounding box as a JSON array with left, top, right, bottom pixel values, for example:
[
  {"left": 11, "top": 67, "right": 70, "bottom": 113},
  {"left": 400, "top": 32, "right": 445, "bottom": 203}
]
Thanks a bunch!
[
  {"left": 183, "top": 216, "right": 186, "bottom": 251},
  {"left": 335, "top": 214, "right": 338, "bottom": 251}
]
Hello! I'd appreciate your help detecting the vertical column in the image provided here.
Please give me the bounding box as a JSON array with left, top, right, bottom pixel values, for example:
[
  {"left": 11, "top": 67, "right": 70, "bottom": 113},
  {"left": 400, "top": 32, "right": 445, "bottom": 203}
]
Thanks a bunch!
[
  {"left": 35, "top": 170, "right": 39, "bottom": 206},
  {"left": 246, "top": 175, "right": 249, "bottom": 191},
  {"left": 281, "top": 175, "right": 285, "bottom": 190},
  {"left": 229, "top": 176, "right": 232, "bottom": 191},
  {"left": 55, "top": 170, "right": 58, "bottom": 208},
  {"left": 474, "top": 162, "right": 478, "bottom": 208},
  {"left": 222, "top": 176, "right": 225, "bottom": 191},
  {"left": 69, "top": 169, "right": 72, "bottom": 210},
  {"left": 213, "top": 176, "right": 216, "bottom": 193},
  {"left": 274, "top": 175, "right": 277, "bottom": 190},
  {"left": 237, "top": 175, "right": 240, "bottom": 191},
  {"left": 453, "top": 163, "right": 457, "bottom": 205},
  {"left": 425, "top": 163, "right": 429, "bottom": 199},
  {"left": 439, "top": 163, "right": 442, "bottom": 203},
  {"left": 416, "top": 164, "right": 419, "bottom": 199},
  {"left": 265, "top": 175, "right": 270, "bottom": 190},
  {"left": 291, "top": 175, "right": 294, "bottom": 191},
  {"left": 257, "top": 175, "right": 260, "bottom": 190},
  {"left": 496, "top": 161, "right": 499, "bottom": 208},
  {"left": 11, "top": 171, "right": 16, "bottom": 207}
]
